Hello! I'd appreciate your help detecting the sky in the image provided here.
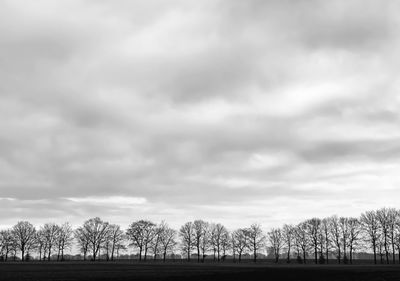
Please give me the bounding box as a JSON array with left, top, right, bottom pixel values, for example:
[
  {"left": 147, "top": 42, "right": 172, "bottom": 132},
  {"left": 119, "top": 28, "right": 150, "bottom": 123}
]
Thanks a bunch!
[{"left": 1, "top": 0, "right": 400, "bottom": 231}]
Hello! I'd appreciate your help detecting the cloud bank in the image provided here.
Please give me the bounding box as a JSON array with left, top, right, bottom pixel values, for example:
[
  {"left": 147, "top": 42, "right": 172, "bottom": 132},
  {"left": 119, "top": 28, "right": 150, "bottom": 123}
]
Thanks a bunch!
[{"left": 1, "top": 0, "right": 400, "bottom": 229}]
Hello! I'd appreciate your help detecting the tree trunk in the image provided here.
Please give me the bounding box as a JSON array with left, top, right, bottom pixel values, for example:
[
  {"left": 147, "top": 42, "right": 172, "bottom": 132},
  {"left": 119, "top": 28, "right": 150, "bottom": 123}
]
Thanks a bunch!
[
  {"left": 350, "top": 245, "right": 353, "bottom": 264},
  {"left": 398, "top": 249, "right": 400, "bottom": 265},
  {"left": 314, "top": 246, "right": 318, "bottom": 264},
  {"left": 398, "top": 249, "right": 400, "bottom": 264},
  {"left": 326, "top": 247, "right": 329, "bottom": 264},
  {"left": 57, "top": 246, "right": 61, "bottom": 261},
  {"left": 384, "top": 235, "right": 389, "bottom": 264},
  {"left": 373, "top": 241, "right": 377, "bottom": 265}
]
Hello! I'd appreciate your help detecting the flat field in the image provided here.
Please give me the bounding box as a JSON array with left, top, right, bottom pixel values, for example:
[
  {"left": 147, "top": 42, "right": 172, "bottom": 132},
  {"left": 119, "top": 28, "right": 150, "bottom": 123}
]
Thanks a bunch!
[{"left": 1, "top": 262, "right": 400, "bottom": 281}]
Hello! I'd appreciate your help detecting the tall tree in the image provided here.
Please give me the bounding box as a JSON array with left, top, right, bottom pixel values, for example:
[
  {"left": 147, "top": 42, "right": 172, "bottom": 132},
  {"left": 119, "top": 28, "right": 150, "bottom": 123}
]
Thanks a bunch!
[
  {"left": 339, "top": 217, "right": 350, "bottom": 263},
  {"left": 232, "top": 228, "right": 248, "bottom": 262},
  {"left": 306, "top": 218, "right": 321, "bottom": 264},
  {"left": 321, "top": 218, "right": 331, "bottom": 264},
  {"left": 35, "top": 229, "right": 47, "bottom": 261},
  {"left": 159, "top": 223, "right": 177, "bottom": 262},
  {"left": 103, "top": 224, "right": 124, "bottom": 261},
  {"left": 268, "top": 228, "right": 283, "bottom": 263},
  {"left": 387, "top": 208, "right": 398, "bottom": 264},
  {"left": 329, "top": 216, "right": 342, "bottom": 264},
  {"left": 199, "top": 222, "right": 211, "bottom": 262},
  {"left": 179, "top": 222, "right": 194, "bottom": 261},
  {"left": 41, "top": 223, "right": 60, "bottom": 260},
  {"left": 376, "top": 208, "right": 391, "bottom": 264},
  {"left": 295, "top": 222, "right": 309, "bottom": 263},
  {"left": 143, "top": 221, "right": 156, "bottom": 261},
  {"left": 193, "top": 220, "right": 208, "bottom": 262},
  {"left": 211, "top": 223, "right": 229, "bottom": 262},
  {"left": 360, "top": 210, "right": 380, "bottom": 264},
  {"left": 126, "top": 220, "right": 156, "bottom": 261},
  {"left": 80, "top": 217, "right": 109, "bottom": 261},
  {"left": 220, "top": 228, "right": 230, "bottom": 260},
  {"left": 247, "top": 224, "right": 265, "bottom": 263},
  {"left": 108, "top": 224, "right": 124, "bottom": 261},
  {"left": 282, "top": 224, "right": 295, "bottom": 263},
  {"left": 347, "top": 218, "right": 361, "bottom": 264},
  {"left": 12, "top": 221, "right": 36, "bottom": 261},
  {"left": 0, "top": 229, "right": 14, "bottom": 261},
  {"left": 75, "top": 227, "right": 90, "bottom": 260},
  {"left": 56, "top": 222, "right": 74, "bottom": 261},
  {"left": 151, "top": 223, "right": 165, "bottom": 261}
]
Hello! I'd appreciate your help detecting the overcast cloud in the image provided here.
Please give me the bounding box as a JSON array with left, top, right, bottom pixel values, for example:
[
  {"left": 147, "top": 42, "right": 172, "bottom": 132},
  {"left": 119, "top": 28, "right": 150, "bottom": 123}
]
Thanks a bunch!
[{"left": 1, "top": 0, "right": 400, "bottom": 230}]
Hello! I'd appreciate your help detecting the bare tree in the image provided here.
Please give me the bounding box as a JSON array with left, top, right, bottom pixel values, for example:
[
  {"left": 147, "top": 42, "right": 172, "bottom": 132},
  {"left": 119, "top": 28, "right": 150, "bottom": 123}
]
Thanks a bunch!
[
  {"left": 347, "top": 218, "right": 361, "bottom": 264},
  {"left": 179, "top": 221, "right": 194, "bottom": 261},
  {"left": 377, "top": 234, "right": 385, "bottom": 264},
  {"left": 339, "top": 217, "right": 350, "bottom": 263},
  {"left": 110, "top": 224, "right": 125, "bottom": 261},
  {"left": 12, "top": 221, "right": 36, "bottom": 261},
  {"left": 193, "top": 220, "right": 208, "bottom": 262},
  {"left": 220, "top": 228, "right": 230, "bottom": 261},
  {"left": 199, "top": 222, "right": 211, "bottom": 262},
  {"left": 40, "top": 223, "right": 60, "bottom": 260},
  {"left": 35, "top": 229, "right": 46, "bottom": 260},
  {"left": 376, "top": 208, "right": 391, "bottom": 264},
  {"left": 0, "top": 229, "right": 14, "bottom": 261},
  {"left": 387, "top": 208, "right": 398, "bottom": 264},
  {"left": 159, "top": 223, "right": 177, "bottom": 262},
  {"left": 394, "top": 221, "right": 400, "bottom": 264},
  {"left": 306, "top": 218, "right": 321, "bottom": 264},
  {"left": 103, "top": 224, "right": 124, "bottom": 261},
  {"left": 360, "top": 210, "right": 380, "bottom": 264},
  {"left": 55, "top": 222, "right": 74, "bottom": 261},
  {"left": 142, "top": 221, "right": 156, "bottom": 261},
  {"left": 232, "top": 228, "right": 248, "bottom": 262},
  {"left": 295, "top": 222, "right": 309, "bottom": 263},
  {"left": 151, "top": 223, "right": 165, "bottom": 261},
  {"left": 80, "top": 217, "right": 109, "bottom": 261},
  {"left": 75, "top": 227, "right": 90, "bottom": 260},
  {"left": 321, "top": 218, "right": 332, "bottom": 264},
  {"left": 268, "top": 228, "right": 283, "bottom": 263},
  {"left": 211, "top": 223, "right": 229, "bottom": 262},
  {"left": 247, "top": 224, "right": 265, "bottom": 263},
  {"left": 329, "top": 216, "right": 342, "bottom": 264},
  {"left": 282, "top": 224, "right": 295, "bottom": 263},
  {"left": 126, "top": 220, "right": 156, "bottom": 261}
]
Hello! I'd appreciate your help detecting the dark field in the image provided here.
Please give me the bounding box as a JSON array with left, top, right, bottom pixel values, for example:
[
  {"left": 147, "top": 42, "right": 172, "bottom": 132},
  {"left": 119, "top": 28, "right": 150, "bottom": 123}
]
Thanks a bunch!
[{"left": 1, "top": 262, "right": 400, "bottom": 281}]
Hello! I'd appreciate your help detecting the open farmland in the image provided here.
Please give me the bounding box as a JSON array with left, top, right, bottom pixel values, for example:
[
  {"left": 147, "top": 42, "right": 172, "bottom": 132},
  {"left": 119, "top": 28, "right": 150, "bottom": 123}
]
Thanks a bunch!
[{"left": 1, "top": 262, "right": 400, "bottom": 281}]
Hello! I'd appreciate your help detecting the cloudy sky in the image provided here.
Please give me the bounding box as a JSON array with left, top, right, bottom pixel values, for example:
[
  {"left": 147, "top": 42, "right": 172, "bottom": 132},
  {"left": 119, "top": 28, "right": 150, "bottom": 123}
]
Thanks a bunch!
[{"left": 1, "top": 0, "right": 400, "bottom": 230}]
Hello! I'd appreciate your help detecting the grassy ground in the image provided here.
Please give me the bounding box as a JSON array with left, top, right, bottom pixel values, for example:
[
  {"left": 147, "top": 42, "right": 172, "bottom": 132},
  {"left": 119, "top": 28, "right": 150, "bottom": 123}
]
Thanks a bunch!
[{"left": 1, "top": 262, "right": 400, "bottom": 281}]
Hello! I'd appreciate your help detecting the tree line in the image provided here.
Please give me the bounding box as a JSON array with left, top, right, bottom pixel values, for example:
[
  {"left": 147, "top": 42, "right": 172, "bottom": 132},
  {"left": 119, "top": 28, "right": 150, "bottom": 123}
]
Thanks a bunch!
[{"left": 1, "top": 207, "right": 400, "bottom": 264}]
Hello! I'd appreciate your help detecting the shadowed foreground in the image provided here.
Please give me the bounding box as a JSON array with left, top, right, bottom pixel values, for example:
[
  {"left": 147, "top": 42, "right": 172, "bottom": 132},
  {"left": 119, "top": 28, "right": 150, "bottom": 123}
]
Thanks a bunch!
[{"left": 1, "top": 262, "right": 400, "bottom": 281}]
